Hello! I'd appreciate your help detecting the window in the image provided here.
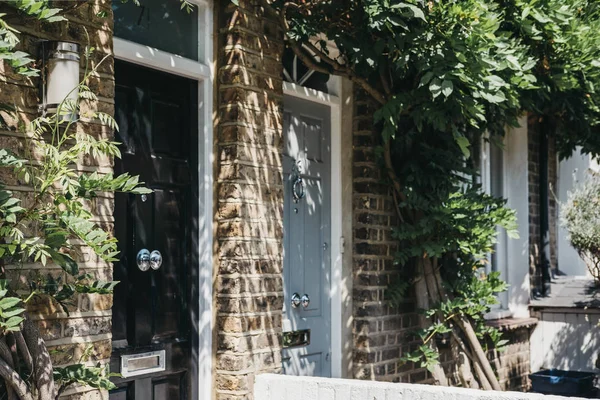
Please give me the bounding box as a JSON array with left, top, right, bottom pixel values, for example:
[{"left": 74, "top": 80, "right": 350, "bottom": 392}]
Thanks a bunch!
[
  {"left": 479, "top": 136, "right": 510, "bottom": 314},
  {"left": 282, "top": 46, "right": 333, "bottom": 94},
  {"left": 112, "top": 0, "right": 199, "bottom": 61}
]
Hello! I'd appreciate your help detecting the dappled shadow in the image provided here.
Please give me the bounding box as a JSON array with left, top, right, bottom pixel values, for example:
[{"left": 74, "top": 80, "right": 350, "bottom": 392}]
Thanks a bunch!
[{"left": 533, "top": 309, "right": 600, "bottom": 372}]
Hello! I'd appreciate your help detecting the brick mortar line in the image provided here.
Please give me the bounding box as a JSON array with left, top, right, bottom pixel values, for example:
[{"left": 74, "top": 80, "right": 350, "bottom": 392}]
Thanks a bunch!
[
  {"left": 45, "top": 333, "right": 111, "bottom": 346},
  {"left": 219, "top": 64, "right": 284, "bottom": 82},
  {"left": 5, "top": 261, "right": 110, "bottom": 270},
  {"left": 2, "top": 98, "right": 114, "bottom": 116},
  {"left": 217, "top": 273, "right": 283, "bottom": 278},
  {"left": 218, "top": 329, "right": 281, "bottom": 337},
  {"left": 216, "top": 348, "right": 283, "bottom": 357},
  {"left": 218, "top": 256, "right": 282, "bottom": 262},
  {"left": 218, "top": 81, "right": 283, "bottom": 96},
  {"left": 219, "top": 237, "right": 281, "bottom": 243},
  {"left": 222, "top": 25, "right": 284, "bottom": 43},
  {"left": 218, "top": 328, "right": 282, "bottom": 337},
  {"left": 218, "top": 143, "right": 283, "bottom": 153},
  {"left": 217, "top": 179, "right": 284, "bottom": 188},
  {"left": 217, "top": 292, "right": 283, "bottom": 298},
  {"left": 222, "top": 44, "right": 281, "bottom": 63},
  {"left": 29, "top": 310, "right": 111, "bottom": 321},
  {"left": 216, "top": 368, "right": 281, "bottom": 377},
  {"left": 219, "top": 84, "right": 283, "bottom": 99},
  {"left": 220, "top": 103, "right": 283, "bottom": 114},
  {"left": 0, "top": 78, "right": 35, "bottom": 89},
  {"left": 216, "top": 311, "right": 283, "bottom": 318},
  {"left": 218, "top": 121, "right": 283, "bottom": 131},
  {"left": 10, "top": 24, "right": 113, "bottom": 52},
  {"left": 216, "top": 143, "right": 281, "bottom": 152},
  {"left": 217, "top": 198, "right": 283, "bottom": 206}
]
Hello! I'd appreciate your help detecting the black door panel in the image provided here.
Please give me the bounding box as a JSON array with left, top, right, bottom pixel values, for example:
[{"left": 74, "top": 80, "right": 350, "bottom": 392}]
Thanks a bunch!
[{"left": 110, "top": 60, "right": 198, "bottom": 400}]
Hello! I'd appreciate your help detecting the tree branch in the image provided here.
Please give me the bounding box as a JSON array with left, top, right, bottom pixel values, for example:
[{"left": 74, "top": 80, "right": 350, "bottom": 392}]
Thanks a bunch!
[
  {"left": 256, "top": 0, "right": 388, "bottom": 105},
  {"left": 0, "top": 356, "right": 34, "bottom": 400},
  {"left": 6, "top": 334, "right": 19, "bottom": 372},
  {"left": 0, "top": 339, "right": 18, "bottom": 400},
  {"left": 14, "top": 331, "right": 33, "bottom": 376},
  {"left": 23, "top": 317, "right": 56, "bottom": 400}
]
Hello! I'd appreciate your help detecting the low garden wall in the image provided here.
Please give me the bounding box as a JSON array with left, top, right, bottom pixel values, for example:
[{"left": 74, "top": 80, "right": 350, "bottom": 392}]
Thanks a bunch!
[{"left": 254, "top": 374, "right": 584, "bottom": 400}]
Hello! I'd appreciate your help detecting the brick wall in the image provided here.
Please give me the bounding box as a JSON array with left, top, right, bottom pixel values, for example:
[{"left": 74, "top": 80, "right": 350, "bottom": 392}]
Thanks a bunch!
[
  {"left": 351, "top": 90, "right": 456, "bottom": 384},
  {"left": 351, "top": 89, "right": 533, "bottom": 390},
  {"left": 548, "top": 134, "right": 559, "bottom": 277},
  {"left": 0, "top": 1, "right": 114, "bottom": 399},
  {"left": 214, "top": 1, "right": 285, "bottom": 399},
  {"left": 486, "top": 321, "right": 537, "bottom": 391},
  {"left": 528, "top": 116, "right": 559, "bottom": 296},
  {"left": 351, "top": 91, "right": 419, "bottom": 383},
  {"left": 528, "top": 116, "right": 543, "bottom": 295}
]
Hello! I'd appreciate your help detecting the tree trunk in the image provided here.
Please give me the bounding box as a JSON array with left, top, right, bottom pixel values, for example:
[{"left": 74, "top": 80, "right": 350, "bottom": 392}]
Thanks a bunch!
[
  {"left": 414, "top": 258, "right": 448, "bottom": 386},
  {"left": 23, "top": 317, "right": 56, "bottom": 399},
  {"left": 415, "top": 257, "right": 502, "bottom": 390},
  {"left": 453, "top": 315, "right": 501, "bottom": 390}
]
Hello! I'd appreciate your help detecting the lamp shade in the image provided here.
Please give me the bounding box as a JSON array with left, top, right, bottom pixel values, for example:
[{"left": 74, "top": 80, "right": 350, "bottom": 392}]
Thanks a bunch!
[{"left": 44, "top": 41, "right": 80, "bottom": 117}]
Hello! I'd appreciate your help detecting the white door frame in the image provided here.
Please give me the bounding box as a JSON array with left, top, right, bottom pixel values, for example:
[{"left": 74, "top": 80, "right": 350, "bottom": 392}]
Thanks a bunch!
[
  {"left": 283, "top": 81, "right": 344, "bottom": 378},
  {"left": 113, "top": 1, "right": 214, "bottom": 399}
]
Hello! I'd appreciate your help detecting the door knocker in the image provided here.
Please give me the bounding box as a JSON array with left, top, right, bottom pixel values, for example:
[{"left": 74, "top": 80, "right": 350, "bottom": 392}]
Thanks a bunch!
[
  {"left": 291, "top": 162, "right": 305, "bottom": 203},
  {"left": 292, "top": 175, "right": 305, "bottom": 203}
]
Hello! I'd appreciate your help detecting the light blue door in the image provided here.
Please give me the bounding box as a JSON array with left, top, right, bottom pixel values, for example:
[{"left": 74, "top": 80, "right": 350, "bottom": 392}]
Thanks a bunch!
[{"left": 282, "top": 96, "right": 332, "bottom": 377}]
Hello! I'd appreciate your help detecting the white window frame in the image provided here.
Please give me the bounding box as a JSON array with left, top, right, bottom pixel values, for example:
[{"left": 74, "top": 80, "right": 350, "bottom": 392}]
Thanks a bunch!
[
  {"left": 480, "top": 135, "right": 512, "bottom": 318},
  {"left": 113, "top": 1, "right": 214, "bottom": 399}
]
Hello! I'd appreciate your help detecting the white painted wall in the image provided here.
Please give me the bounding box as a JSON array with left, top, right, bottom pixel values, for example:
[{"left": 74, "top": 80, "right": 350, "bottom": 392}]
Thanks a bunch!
[
  {"left": 557, "top": 149, "right": 598, "bottom": 277},
  {"left": 531, "top": 309, "right": 600, "bottom": 372},
  {"left": 505, "top": 117, "right": 531, "bottom": 318},
  {"left": 255, "top": 373, "right": 588, "bottom": 400}
]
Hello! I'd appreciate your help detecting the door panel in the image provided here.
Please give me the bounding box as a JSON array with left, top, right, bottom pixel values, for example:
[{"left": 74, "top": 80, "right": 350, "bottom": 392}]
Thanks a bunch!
[
  {"left": 282, "top": 96, "right": 331, "bottom": 377},
  {"left": 110, "top": 60, "right": 198, "bottom": 400}
]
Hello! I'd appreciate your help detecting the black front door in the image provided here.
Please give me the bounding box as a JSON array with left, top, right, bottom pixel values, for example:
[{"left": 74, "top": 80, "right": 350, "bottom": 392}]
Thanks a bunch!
[{"left": 110, "top": 60, "right": 199, "bottom": 400}]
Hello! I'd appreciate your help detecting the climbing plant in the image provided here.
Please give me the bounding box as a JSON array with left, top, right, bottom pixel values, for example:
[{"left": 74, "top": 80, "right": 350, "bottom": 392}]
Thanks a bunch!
[
  {"left": 0, "top": 1, "right": 165, "bottom": 399},
  {"left": 243, "top": 0, "right": 600, "bottom": 390}
]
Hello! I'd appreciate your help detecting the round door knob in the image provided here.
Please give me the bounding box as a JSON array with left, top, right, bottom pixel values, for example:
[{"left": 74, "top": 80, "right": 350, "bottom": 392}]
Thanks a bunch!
[
  {"left": 301, "top": 294, "right": 310, "bottom": 308},
  {"left": 136, "top": 249, "right": 150, "bottom": 271},
  {"left": 150, "top": 250, "right": 162, "bottom": 270},
  {"left": 291, "top": 293, "right": 301, "bottom": 308}
]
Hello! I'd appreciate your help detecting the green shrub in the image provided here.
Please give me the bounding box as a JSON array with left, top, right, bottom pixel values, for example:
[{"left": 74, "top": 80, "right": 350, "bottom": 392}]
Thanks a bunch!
[{"left": 561, "top": 176, "right": 600, "bottom": 281}]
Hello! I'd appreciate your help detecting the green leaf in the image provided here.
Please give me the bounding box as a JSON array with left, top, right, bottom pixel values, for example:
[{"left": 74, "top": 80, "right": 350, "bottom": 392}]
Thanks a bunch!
[
  {"left": 429, "top": 78, "right": 442, "bottom": 99},
  {"left": 441, "top": 80, "right": 453, "bottom": 98},
  {"left": 454, "top": 133, "right": 470, "bottom": 158},
  {"left": 0, "top": 297, "right": 20, "bottom": 310}
]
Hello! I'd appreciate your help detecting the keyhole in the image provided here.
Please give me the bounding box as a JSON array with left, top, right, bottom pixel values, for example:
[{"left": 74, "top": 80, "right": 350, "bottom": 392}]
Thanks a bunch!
[{"left": 294, "top": 208, "right": 298, "bottom": 214}]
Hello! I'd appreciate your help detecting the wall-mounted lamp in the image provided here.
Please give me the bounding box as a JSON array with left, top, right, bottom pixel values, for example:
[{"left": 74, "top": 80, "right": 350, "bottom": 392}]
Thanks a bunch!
[{"left": 40, "top": 41, "right": 80, "bottom": 119}]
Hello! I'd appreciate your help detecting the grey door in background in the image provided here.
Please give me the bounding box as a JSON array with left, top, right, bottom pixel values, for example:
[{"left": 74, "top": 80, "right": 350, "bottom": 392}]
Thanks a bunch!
[{"left": 282, "top": 95, "right": 332, "bottom": 377}]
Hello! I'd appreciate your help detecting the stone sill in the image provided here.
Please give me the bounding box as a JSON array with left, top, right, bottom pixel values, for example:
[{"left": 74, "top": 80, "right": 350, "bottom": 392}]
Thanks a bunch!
[{"left": 485, "top": 317, "right": 539, "bottom": 332}]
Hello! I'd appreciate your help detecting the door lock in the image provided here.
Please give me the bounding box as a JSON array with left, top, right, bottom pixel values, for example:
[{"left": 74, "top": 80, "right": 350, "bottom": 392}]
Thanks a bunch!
[
  {"left": 291, "top": 293, "right": 310, "bottom": 308},
  {"left": 291, "top": 293, "right": 301, "bottom": 308},
  {"left": 300, "top": 294, "right": 310, "bottom": 308},
  {"left": 149, "top": 250, "right": 162, "bottom": 270},
  {"left": 137, "top": 249, "right": 163, "bottom": 271},
  {"left": 136, "top": 249, "right": 150, "bottom": 271}
]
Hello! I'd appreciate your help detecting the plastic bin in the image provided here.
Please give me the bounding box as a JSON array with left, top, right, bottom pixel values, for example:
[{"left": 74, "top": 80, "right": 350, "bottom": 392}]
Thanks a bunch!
[{"left": 530, "top": 369, "right": 596, "bottom": 397}]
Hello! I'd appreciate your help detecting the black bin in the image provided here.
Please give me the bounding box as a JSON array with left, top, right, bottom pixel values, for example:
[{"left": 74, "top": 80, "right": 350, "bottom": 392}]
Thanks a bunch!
[{"left": 530, "top": 369, "right": 596, "bottom": 397}]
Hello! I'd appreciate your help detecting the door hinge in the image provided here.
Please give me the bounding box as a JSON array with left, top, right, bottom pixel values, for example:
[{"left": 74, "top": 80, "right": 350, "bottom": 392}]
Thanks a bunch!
[{"left": 340, "top": 236, "right": 345, "bottom": 254}]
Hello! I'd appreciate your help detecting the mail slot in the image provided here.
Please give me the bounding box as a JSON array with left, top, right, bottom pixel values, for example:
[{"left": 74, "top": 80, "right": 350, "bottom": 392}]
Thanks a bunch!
[
  {"left": 283, "top": 329, "right": 310, "bottom": 348},
  {"left": 121, "top": 350, "right": 166, "bottom": 378}
]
